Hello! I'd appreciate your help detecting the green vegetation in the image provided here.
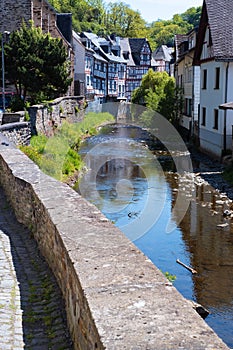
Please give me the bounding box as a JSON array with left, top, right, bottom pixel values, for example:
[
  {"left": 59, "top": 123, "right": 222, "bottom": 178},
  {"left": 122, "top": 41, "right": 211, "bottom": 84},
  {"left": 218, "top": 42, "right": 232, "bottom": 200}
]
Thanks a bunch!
[
  {"left": 48, "top": 0, "right": 201, "bottom": 48},
  {"left": 163, "top": 271, "right": 176, "bottom": 283},
  {"left": 132, "top": 69, "right": 180, "bottom": 123},
  {"left": 20, "top": 112, "right": 114, "bottom": 182},
  {"left": 4, "top": 21, "right": 72, "bottom": 106},
  {"left": 148, "top": 7, "right": 201, "bottom": 49}
]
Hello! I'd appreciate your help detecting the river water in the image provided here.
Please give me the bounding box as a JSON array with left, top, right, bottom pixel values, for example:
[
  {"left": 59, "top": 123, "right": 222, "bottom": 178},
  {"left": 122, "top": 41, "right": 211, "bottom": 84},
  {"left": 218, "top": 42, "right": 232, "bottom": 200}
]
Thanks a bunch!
[{"left": 77, "top": 124, "right": 233, "bottom": 348}]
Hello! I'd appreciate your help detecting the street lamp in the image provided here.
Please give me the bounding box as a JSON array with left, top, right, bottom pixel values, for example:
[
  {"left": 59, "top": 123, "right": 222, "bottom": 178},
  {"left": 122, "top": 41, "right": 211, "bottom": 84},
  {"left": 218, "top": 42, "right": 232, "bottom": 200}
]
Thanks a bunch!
[{"left": 1, "top": 31, "right": 10, "bottom": 113}]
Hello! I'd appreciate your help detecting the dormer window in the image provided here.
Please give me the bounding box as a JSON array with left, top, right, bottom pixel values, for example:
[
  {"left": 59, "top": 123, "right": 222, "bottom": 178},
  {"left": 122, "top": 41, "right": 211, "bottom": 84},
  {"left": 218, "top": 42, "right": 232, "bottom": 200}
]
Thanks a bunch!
[
  {"left": 86, "top": 40, "right": 91, "bottom": 49},
  {"left": 189, "top": 36, "right": 194, "bottom": 49}
]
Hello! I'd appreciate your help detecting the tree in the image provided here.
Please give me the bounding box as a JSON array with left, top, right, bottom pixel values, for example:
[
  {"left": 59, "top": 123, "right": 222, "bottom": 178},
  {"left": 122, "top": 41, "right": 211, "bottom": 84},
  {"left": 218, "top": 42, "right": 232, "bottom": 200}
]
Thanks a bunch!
[
  {"left": 148, "top": 19, "right": 191, "bottom": 49},
  {"left": 106, "top": 2, "right": 147, "bottom": 37},
  {"left": 148, "top": 6, "right": 201, "bottom": 49},
  {"left": 181, "top": 6, "right": 202, "bottom": 28},
  {"left": 49, "top": 0, "right": 107, "bottom": 33},
  {"left": 132, "top": 69, "right": 176, "bottom": 122},
  {"left": 4, "top": 22, "right": 72, "bottom": 105},
  {"left": 46, "top": 1, "right": 201, "bottom": 46}
]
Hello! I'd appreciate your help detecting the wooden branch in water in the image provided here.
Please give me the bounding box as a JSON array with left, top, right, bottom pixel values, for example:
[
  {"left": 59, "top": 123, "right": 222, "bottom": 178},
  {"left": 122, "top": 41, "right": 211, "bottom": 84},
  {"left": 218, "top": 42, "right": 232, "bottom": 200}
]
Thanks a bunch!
[{"left": 176, "top": 259, "right": 197, "bottom": 274}]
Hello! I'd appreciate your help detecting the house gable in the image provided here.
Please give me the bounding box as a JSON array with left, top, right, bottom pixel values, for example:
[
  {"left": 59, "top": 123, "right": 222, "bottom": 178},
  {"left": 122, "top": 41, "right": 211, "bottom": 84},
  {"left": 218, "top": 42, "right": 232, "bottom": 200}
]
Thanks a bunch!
[{"left": 194, "top": 0, "right": 233, "bottom": 65}]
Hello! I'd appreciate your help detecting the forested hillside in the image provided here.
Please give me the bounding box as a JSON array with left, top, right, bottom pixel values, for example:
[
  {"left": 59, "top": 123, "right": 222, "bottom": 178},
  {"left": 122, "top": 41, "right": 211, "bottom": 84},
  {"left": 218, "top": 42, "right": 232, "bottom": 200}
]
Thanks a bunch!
[{"left": 49, "top": 0, "right": 201, "bottom": 49}]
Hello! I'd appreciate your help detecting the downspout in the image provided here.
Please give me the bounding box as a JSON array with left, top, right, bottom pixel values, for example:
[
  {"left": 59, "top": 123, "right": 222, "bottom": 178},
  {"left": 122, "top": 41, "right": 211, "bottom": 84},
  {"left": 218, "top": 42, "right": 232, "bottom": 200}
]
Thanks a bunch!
[
  {"left": 223, "top": 62, "right": 229, "bottom": 154},
  {"left": 106, "top": 61, "right": 109, "bottom": 100}
]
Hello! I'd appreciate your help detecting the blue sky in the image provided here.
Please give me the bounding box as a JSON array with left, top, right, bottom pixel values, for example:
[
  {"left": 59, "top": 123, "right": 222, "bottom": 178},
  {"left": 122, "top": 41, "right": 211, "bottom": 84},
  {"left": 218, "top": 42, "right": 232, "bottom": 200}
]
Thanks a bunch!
[{"left": 104, "top": 0, "right": 203, "bottom": 23}]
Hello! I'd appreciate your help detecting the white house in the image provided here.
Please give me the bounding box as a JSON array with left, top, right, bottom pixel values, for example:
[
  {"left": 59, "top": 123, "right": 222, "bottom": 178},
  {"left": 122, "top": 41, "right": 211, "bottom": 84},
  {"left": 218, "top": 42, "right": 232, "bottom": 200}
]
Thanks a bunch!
[
  {"left": 174, "top": 29, "right": 200, "bottom": 140},
  {"left": 193, "top": 0, "right": 233, "bottom": 158}
]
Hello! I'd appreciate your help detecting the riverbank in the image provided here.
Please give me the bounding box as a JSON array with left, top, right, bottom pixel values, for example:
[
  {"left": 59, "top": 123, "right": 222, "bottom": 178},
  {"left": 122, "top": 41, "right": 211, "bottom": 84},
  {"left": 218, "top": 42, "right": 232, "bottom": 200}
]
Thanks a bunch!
[
  {"left": 188, "top": 144, "right": 233, "bottom": 199},
  {"left": 20, "top": 112, "right": 114, "bottom": 183}
]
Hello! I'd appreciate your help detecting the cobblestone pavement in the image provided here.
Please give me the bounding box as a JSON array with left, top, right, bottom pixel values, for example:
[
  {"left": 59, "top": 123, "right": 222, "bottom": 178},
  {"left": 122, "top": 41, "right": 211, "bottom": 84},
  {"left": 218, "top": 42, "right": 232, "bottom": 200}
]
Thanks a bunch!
[{"left": 0, "top": 187, "right": 73, "bottom": 350}]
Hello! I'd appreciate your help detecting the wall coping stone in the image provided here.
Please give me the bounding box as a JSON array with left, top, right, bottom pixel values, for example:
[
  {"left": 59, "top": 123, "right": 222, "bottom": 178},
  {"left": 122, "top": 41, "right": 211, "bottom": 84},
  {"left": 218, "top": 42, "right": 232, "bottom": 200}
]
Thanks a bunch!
[
  {"left": 0, "top": 122, "right": 30, "bottom": 131},
  {"left": 30, "top": 95, "right": 85, "bottom": 109},
  {"left": 0, "top": 142, "right": 229, "bottom": 350}
]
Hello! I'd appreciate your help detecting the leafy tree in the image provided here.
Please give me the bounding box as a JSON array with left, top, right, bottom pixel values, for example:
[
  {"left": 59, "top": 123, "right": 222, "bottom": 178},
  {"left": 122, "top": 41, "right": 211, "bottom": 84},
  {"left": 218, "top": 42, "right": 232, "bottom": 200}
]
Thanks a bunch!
[
  {"left": 47, "top": 1, "right": 201, "bottom": 46},
  {"left": 106, "top": 2, "right": 147, "bottom": 37},
  {"left": 4, "top": 22, "right": 72, "bottom": 104},
  {"left": 132, "top": 69, "right": 176, "bottom": 122},
  {"left": 148, "top": 6, "right": 200, "bottom": 49},
  {"left": 49, "top": 0, "right": 106, "bottom": 33},
  {"left": 148, "top": 19, "right": 191, "bottom": 49},
  {"left": 181, "top": 6, "right": 202, "bottom": 27}
]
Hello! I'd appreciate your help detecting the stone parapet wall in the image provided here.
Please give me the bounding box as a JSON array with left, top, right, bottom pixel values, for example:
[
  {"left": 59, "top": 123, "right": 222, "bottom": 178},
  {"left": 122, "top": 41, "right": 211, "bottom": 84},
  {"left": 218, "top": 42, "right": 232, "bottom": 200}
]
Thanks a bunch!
[
  {"left": 0, "top": 142, "right": 229, "bottom": 350},
  {"left": 29, "top": 96, "right": 85, "bottom": 136},
  {"left": 0, "top": 97, "right": 84, "bottom": 146},
  {"left": 0, "top": 122, "right": 31, "bottom": 145},
  {"left": 1, "top": 112, "right": 25, "bottom": 125}
]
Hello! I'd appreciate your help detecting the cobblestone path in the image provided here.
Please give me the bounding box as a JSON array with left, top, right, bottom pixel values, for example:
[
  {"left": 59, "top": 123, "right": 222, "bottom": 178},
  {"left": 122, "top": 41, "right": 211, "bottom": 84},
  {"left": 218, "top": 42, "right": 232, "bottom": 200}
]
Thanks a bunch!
[{"left": 0, "top": 187, "right": 73, "bottom": 350}]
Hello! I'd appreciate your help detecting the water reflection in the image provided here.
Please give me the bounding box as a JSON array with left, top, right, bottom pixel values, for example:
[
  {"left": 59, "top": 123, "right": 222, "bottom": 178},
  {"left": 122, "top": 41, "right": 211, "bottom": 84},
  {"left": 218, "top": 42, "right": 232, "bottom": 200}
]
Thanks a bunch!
[{"left": 77, "top": 125, "right": 233, "bottom": 347}]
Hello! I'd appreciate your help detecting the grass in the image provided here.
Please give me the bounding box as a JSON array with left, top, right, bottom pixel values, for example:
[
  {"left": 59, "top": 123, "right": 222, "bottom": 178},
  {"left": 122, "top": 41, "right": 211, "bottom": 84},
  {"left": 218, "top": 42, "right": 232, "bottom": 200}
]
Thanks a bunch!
[{"left": 20, "top": 111, "right": 114, "bottom": 182}]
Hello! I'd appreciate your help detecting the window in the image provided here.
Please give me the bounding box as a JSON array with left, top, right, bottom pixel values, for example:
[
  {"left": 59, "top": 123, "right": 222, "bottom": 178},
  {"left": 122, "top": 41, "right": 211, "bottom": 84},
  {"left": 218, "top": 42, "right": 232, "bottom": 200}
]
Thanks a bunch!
[
  {"left": 202, "top": 107, "right": 206, "bottom": 126},
  {"left": 215, "top": 67, "right": 220, "bottom": 89},
  {"left": 213, "top": 109, "right": 219, "bottom": 130},
  {"left": 185, "top": 99, "right": 192, "bottom": 117},
  {"left": 208, "top": 28, "right": 213, "bottom": 46},
  {"left": 202, "top": 69, "right": 207, "bottom": 89},
  {"left": 189, "top": 35, "right": 194, "bottom": 49}
]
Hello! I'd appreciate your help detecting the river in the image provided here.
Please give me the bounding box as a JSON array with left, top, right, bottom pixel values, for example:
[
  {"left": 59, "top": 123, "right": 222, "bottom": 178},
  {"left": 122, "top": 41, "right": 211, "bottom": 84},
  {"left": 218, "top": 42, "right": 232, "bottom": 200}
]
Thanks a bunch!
[{"left": 77, "top": 124, "right": 233, "bottom": 348}]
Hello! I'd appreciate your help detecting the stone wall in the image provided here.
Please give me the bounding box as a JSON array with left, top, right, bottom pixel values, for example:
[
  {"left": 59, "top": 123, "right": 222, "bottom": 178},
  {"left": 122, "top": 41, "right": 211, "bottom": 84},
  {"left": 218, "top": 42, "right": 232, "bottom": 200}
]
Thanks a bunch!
[
  {"left": 0, "top": 0, "right": 31, "bottom": 33},
  {"left": 1, "top": 0, "right": 65, "bottom": 37},
  {"left": 0, "top": 141, "right": 229, "bottom": 349},
  {"left": 29, "top": 96, "right": 85, "bottom": 136},
  {"left": 0, "top": 96, "right": 85, "bottom": 145},
  {"left": 1, "top": 112, "right": 25, "bottom": 125},
  {"left": 0, "top": 122, "right": 31, "bottom": 145}
]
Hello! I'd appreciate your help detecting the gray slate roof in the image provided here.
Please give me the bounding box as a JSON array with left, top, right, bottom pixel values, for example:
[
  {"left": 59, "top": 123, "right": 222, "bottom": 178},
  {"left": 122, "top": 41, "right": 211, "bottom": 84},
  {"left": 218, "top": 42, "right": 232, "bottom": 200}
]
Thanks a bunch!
[
  {"left": 120, "top": 38, "right": 136, "bottom": 66},
  {"left": 82, "top": 32, "right": 127, "bottom": 64},
  {"left": 205, "top": 0, "right": 233, "bottom": 60},
  {"left": 128, "top": 38, "right": 146, "bottom": 53},
  {"left": 152, "top": 45, "right": 172, "bottom": 62}
]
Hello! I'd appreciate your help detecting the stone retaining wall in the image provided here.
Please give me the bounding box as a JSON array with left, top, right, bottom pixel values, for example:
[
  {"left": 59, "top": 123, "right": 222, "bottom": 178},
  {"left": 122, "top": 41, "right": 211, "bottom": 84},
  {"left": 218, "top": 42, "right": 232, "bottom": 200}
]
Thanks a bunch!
[
  {"left": 29, "top": 96, "right": 85, "bottom": 136},
  {"left": 0, "top": 141, "right": 229, "bottom": 350},
  {"left": 0, "top": 96, "right": 85, "bottom": 146}
]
